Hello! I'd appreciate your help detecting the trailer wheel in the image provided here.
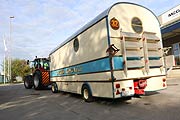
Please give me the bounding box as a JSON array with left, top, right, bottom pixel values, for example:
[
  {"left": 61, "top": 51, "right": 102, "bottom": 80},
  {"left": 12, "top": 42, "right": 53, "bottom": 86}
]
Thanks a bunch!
[
  {"left": 24, "top": 76, "right": 33, "bottom": 89},
  {"left": 82, "top": 85, "right": 93, "bottom": 102},
  {"left": 33, "top": 71, "right": 42, "bottom": 90},
  {"left": 51, "top": 82, "right": 58, "bottom": 93}
]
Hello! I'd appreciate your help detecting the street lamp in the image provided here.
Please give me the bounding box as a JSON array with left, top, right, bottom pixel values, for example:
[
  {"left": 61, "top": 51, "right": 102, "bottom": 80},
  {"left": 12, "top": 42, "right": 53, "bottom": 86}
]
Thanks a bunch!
[
  {"left": 3, "top": 35, "right": 7, "bottom": 84},
  {"left": 9, "top": 16, "right": 14, "bottom": 82}
]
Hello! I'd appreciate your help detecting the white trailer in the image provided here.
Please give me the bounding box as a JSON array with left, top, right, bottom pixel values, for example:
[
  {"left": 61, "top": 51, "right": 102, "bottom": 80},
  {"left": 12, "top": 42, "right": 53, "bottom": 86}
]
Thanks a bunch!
[{"left": 49, "top": 2, "right": 167, "bottom": 102}]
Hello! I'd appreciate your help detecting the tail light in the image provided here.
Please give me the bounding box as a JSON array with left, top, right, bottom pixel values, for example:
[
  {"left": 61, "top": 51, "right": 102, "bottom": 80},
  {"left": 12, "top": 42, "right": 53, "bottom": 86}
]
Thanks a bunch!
[
  {"left": 116, "top": 90, "right": 120, "bottom": 95},
  {"left": 162, "top": 78, "right": 166, "bottom": 82},
  {"left": 138, "top": 80, "right": 147, "bottom": 89},
  {"left": 116, "top": 84, "right": 120, "bottom": 88},
  {"left": 122, "top": 88, "right": 125, "bottom": 91}
]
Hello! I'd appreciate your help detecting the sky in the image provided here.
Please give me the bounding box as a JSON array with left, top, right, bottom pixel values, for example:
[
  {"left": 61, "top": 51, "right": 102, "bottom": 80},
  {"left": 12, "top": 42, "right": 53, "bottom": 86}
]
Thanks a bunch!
[{"left": 0, "top": 0, "right": 179, "bottom": 73}]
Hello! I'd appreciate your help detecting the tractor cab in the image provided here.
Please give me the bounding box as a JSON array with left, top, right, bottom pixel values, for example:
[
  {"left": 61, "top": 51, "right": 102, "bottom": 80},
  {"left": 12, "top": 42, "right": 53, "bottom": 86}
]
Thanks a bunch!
[
  {"left": 27, "top": 57, "right": 50, "bottom": 72},
  {"left": 33, "top": 58, "right": 50, "bottom": 71},
  {"left": 24, "top": 57, "right": 51, "bottom": 90}
]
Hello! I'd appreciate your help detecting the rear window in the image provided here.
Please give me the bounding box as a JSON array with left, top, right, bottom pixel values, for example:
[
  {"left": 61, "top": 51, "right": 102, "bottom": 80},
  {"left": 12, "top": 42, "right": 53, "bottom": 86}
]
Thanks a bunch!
[{"left": 131, "top": 17, "right": 143, "bottom": 33}]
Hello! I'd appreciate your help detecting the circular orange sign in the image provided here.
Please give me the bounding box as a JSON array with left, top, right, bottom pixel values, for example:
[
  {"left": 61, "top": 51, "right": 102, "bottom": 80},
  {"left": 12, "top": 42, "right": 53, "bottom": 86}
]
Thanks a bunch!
[{"left": 110, "top": 17, "right": 119, "bottom": 30}]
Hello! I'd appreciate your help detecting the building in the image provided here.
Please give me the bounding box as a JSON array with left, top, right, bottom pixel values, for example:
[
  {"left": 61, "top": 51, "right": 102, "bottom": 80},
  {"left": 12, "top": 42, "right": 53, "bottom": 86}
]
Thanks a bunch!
[
  {"left": 158, "top": 4, "right": 180, "bottom": 65},
  {"left": 0, "top": 75, "right": 4, "bottom": 83},
  {"left": 0, "top": 72, "right": 8, "bottom": 83}
]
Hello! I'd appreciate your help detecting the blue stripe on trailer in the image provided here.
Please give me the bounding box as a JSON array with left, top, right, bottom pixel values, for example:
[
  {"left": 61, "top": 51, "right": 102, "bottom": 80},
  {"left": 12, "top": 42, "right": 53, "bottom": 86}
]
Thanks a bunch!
[
  {"left": 127, "top": 57, "right": 142, "bottom": 60},
  {"left": 113, "top": 56, "right": 124, "bottom": 70},
  {"left": 149, "top": 57, "right": 161, "bottom": 60},
  {"left": 51, "top": 56, "right": 124, "bottom": 77}
]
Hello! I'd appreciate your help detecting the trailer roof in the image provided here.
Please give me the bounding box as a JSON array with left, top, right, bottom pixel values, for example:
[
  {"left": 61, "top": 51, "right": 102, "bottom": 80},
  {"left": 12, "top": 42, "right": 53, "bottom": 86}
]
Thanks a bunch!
[{"left": 49, "top": 2, "right": 157, "bottom": 55}]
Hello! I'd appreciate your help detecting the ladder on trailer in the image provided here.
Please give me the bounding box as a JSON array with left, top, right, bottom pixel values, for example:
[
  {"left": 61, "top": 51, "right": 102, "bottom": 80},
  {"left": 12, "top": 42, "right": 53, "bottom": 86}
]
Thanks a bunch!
[
  {"left": 120, "top": 31, "right": 163, "bottom": 78},
  {"left": 142, "top": 32, "right": 163, "bottom": 72}
]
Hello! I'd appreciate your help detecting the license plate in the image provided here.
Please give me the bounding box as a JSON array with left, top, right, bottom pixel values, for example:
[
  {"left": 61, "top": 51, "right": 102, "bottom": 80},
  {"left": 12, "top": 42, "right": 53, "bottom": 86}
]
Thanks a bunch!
[{"left": 121, "top": 91, "right": 129, "bottom": 96}]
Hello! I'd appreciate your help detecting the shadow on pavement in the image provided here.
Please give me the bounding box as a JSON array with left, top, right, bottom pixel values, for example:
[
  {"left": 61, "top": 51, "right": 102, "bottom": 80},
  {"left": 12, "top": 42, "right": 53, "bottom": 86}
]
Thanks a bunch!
[{"left": 144, "top": 91, "right": 160, "bottom": 96}]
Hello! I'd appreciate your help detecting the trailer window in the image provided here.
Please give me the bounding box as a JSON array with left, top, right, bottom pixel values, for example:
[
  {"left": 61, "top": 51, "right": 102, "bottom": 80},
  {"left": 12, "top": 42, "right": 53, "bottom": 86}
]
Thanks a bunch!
[
  {"left": 131, "top": 17, "right": 143, "bottom": 33},
  {"left": 73, "top": 38, "right": 79, "bottom": 52}
]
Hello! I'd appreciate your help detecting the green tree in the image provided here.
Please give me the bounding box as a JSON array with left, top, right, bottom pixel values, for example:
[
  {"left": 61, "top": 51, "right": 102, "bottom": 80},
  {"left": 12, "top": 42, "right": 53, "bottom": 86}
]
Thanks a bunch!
[{"left": 3, "top": 59, "right": 31, "bottom": 82}]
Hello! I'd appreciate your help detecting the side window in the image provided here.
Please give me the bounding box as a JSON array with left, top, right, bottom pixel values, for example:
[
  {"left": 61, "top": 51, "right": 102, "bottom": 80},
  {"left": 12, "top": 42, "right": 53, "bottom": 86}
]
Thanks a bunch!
[
  {"left": 34, "top": 61, "right": 38, "bottom": 68},
  {"left": 73, "top": 38, "right": 79, "bottom": 52},
  {"left": 30, "top": 62, "right": 34, "bottom": 68},
  {"left": 40, "top": 61, "right": 43, "bottom": 68}
]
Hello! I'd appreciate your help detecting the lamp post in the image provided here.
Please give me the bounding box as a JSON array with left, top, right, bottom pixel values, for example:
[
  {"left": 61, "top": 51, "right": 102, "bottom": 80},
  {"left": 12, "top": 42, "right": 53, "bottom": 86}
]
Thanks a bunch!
[
  {"left": 4, "top": 54, "right": 5, "bottom": 84},
  {"left": 9, "top": 16, "right": 14, "bottom": 82},
  {"left": 3, "top": 35, "right": 7, "bottom": 84}
]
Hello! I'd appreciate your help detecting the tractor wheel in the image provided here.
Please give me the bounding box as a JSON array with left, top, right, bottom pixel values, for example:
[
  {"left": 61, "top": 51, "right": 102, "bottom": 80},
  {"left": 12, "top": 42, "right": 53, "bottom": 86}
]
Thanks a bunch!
[
  {"left": 33, "top": 71, "right": 42, "bottom": 90},
  {"left": 82, "top": 85, "right": 93, "bottom": 102},
  {"left": 24, "top": 75, "right": 33, "bottom": 89},
  {"left": 51, "top": 82, "right": 58, "bottom": 93}
]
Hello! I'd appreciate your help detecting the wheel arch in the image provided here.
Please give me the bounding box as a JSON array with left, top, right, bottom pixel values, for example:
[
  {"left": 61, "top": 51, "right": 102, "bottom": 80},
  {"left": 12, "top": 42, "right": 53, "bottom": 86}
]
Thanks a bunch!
[
  {"left": 81, "top": 82, "right": 93, "bottom": 96},
  {"left": 33, "top": 69, "right": 42, "bottom": 77}
]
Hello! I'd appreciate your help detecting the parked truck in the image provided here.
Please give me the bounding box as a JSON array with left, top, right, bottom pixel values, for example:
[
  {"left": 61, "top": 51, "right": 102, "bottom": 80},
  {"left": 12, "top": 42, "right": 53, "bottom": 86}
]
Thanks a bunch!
[
  {"left": 23, "top": 57, "right": 51, "bottom": 89},
  {"left": 49, "top": 2, "right": 167, "bottom": 102}
]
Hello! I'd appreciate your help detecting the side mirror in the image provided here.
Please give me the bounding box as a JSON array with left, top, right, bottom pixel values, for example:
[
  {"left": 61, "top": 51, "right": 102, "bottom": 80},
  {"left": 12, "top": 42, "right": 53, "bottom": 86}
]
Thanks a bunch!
[{"left": 27, "top": 60, "right": 30, "bottom": 65}]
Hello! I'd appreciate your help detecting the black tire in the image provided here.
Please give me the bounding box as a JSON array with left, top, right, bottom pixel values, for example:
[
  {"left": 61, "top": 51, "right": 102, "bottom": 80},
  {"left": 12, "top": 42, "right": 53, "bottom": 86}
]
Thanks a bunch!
[
  {"left": 24, "top": 75, "right": 33, "bottom": 89},
  {"left": 82, "top": 85, "right": 93, "bottom": 102},
  {"left": 51, "top": 82, "right": 58, "bottom": 93},
  {"left": 33, "top": 71, "right": 42, "bottom": 90}
]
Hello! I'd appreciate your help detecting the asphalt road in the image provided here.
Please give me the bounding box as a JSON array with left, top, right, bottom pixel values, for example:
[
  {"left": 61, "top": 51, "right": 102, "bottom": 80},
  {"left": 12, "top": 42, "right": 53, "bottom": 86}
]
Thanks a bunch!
[{"left": 0, "top": 77, "right": 180, "bottom": 120}]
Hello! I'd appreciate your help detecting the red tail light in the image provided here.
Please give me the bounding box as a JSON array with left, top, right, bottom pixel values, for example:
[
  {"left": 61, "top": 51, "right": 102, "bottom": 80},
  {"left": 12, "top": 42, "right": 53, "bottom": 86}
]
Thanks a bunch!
[
  {"left": 122, "top": 88, "right": 125, "bottom": 91},
  {"left": 116, "top": 84, "right": 120, "bottom": 88},
  {"left": 116, "top": 90, "right": 120, "bottom": 95},
  {"left": 138, "top": 80, "right": 147, "bottom": 89},
  {"left": 162, "top": 78, "right": 166, "bottom": 82},
  {"left": 129, "top": 87, "right": 132, "bottom": 90}
]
